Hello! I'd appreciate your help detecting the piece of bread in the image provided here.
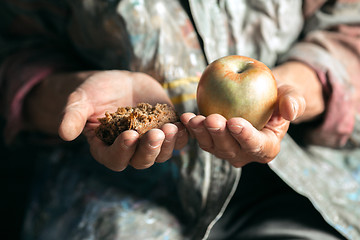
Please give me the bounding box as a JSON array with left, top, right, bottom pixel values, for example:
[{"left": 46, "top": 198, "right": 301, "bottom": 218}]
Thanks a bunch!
[{"left": 95, "top": 103, "right": 179, "bottom": 145}]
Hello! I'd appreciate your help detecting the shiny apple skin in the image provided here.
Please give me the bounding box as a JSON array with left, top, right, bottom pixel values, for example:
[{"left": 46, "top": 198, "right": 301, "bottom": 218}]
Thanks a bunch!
[{"left": 196, "top": 55, "right": 277, "bottom": 130}]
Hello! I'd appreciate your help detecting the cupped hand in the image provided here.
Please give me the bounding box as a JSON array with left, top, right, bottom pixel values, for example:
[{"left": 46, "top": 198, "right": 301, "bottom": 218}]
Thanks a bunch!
[
  {"left": 84, "top": 122, "right": 188, "bottom": 171},
  {"left": 57, "top": 70, "right": 188, "bottom": 171},
  {"left": 180, "top": 84, "right": 306, "bottom": 168}
]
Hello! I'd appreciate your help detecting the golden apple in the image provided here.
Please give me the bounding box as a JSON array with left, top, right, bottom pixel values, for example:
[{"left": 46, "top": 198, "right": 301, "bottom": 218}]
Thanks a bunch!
[{"left": 196, "top": 55, "right": 277, "bottom": 130}]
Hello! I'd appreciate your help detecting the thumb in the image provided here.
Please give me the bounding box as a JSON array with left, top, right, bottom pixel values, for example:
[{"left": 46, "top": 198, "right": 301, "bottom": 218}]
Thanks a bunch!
[
  {"left": 278, "top": 85, "right": 306, "bottom": 122},
  {"left": 59, "top": 89, "right": 92, "bottom": 141}
]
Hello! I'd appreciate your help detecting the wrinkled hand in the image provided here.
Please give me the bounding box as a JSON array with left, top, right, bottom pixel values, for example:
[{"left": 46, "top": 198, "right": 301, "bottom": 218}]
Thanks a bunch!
[
  {"left": 180, "top": 61, "right": 324, "bottom": 168},
  {"left": 53, "top": 70, "right": 188, "bottom": 171},
  {"left": 84, "top": 122, "right": 188, "bottom": 171},
  {"left": 180, "top": 61, "right": 325, "bottom": 168},
  {"left": 181, "top": 84, "right": 306, "bottom": 168},
  {"left": 25, "top": 70, "right": 188, "bottom": 171}
]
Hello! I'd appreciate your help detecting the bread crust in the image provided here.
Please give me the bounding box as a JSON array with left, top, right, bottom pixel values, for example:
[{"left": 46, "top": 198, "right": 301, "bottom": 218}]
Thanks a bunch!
[{"left": 95, "top": 103, "right": 179, "bottom": 145}]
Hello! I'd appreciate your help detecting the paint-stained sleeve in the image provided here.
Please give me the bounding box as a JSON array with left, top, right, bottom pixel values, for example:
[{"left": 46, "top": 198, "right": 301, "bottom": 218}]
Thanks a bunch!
[
  {"left": 281, "top": 0, "right": 360, "bottom": 147},
  {"left": 0, "top": 0, "right": 83, "bottom": 142}
]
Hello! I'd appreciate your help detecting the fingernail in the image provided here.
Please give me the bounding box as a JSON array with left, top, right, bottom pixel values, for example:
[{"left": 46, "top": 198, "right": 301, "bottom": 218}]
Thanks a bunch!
[
  {"left": 124, "top": 138, "right": 138, "bottom": 147},
  {"left": 149, "top": 139, "right": 162, "bottom": 148},
  {"left": 207, "top": 127, "right": 221, "bottom": 133},
  {"left": 291, "top": 98, "right": 299, "bottom": 121},
  {"left": 228, "top": 124, "right": 243, "bottom": 134}
]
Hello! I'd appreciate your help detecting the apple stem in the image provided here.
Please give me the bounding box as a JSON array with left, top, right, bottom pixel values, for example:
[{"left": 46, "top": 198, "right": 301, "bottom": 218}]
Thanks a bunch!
[{"left": 237, "top": 62, "right": 252, "bottom": 74}]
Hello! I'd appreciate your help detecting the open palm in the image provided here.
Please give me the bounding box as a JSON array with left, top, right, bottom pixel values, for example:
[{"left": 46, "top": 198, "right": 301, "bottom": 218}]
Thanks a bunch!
[{"left": 59, "top": 70, "right": 188, "bottom": 171}]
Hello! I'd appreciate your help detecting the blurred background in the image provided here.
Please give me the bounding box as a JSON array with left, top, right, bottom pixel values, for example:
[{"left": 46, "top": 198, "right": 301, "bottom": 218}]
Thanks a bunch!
[{"left": 0, "top": 119, "right": 35, "bottom": 240}]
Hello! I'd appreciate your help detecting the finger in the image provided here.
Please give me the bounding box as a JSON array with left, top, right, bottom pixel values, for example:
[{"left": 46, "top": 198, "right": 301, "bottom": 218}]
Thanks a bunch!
[
  {"left": 180, "top": 112, "right": 197, "bottom": 138},
  {"left": 187, "top": 115, "right": 214, "bottom": 152},
  {"left": 278, "top": 85, "right": 306, "bottom": 121},
  {"left": 204, "top": 114, "right": 239, "bottom": 160},
  {"left": 227, "top": 118, "right": 279, "bottom": 164},
  {"left": 174, "top": 122, "right": 189, "bottom": 150},
  {"left": 130, "top": 129, "right": 165, "bottom": 169},
  {"left": 156, "top": 123, "right": 178, "bottom": 163},
  {"left": 86, "top": 129, "right": 139, "bottom": 171},
  {"left": 59, "top": 89, "right": 93, "bottom": 141}
]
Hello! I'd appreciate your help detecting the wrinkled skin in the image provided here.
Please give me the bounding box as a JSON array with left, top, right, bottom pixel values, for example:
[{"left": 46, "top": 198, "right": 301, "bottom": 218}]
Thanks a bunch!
[
  {"left": 25, "top": 70, "right": 189, "bottom": 171},
  {"left": 181, "top": 84, "right": 303, "bottom": 167},
  {"left": 180, "top": 61, "right": 323, "bottom": 167},
  {"left": 25, "top": 61, "right": 323, "bottom": 170}
]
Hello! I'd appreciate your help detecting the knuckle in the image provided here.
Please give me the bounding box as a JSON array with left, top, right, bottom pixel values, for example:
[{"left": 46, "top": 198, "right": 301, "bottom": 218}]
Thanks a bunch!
[
  {"left": 253, "top": 143, "right": 280, "bottom": 164},
  {"left": 215, "top": 150, "right": 237, "bottom": 160},
  {"left": 246, "top": 143, "right": 264, "bottom": 155}
]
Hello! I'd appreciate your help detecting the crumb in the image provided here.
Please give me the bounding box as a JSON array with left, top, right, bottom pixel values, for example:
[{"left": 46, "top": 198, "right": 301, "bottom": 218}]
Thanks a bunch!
[{"left": 95, "top": 103, "right": 179, "bottom": 145}]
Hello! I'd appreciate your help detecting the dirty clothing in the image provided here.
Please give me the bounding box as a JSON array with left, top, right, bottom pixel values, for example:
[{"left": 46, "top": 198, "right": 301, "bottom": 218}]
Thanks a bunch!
[{"left": 1, "top": 0, "right": 360, "bottom": 239}]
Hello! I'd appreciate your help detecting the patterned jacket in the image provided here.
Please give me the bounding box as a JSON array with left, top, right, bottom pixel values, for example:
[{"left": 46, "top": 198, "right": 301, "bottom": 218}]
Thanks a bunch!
[{"left": 1, "top": 0, "right": 360, "bottom": 239}]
